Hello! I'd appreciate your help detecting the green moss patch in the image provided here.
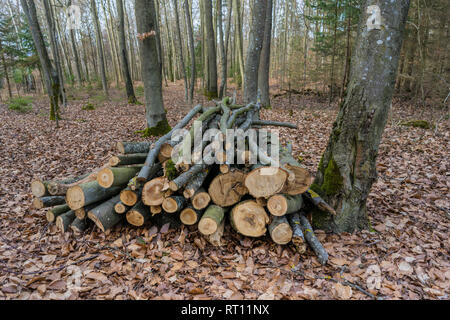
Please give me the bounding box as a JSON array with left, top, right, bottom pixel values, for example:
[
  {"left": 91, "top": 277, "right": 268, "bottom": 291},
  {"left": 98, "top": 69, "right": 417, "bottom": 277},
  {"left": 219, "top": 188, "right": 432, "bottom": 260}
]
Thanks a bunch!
[
  {"left": 322, "top": 158, "right": 344, "bottom": 196},
  {"left": 164, "top": 159, "right": 178, "bottom": 180},
  {"left": 82, "top": 103, "right": 96, "bottom": 110},
  {"left": 8, "top": 96, "right": 33, "bottom": 113},
  {"left": 135, "top": 119, "right": 172, "bottom": 137},
  {"left": 400, "top": 120, "right": 433, "bottom": 129}
]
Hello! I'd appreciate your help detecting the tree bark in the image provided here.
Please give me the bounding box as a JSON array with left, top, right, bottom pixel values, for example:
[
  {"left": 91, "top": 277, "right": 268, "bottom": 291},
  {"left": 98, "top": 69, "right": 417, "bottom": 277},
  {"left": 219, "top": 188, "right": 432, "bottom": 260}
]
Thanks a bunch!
[
  {"left": 135, "top": 0, "right": 170, "bottom": 133},
  {"left": 312, "top": 0, "right": 410, "bottom": 233},
  {"left": 203, "top": 0, "right": 218, "bottom": 98},
  {"left": 116, "top": 0, "right": 137, "bottom": 104},
  {"left": 90, "top": 0, "right": 109, "bottom": 97},
  {"left": 244, "top": 0, "right": 267, "bottom": 103},
  {"left": 184, "top": 0, "right": 196, "bottom": 103},
  {"left": 258, "top": 0, "right": 272, "bottom": 108}
]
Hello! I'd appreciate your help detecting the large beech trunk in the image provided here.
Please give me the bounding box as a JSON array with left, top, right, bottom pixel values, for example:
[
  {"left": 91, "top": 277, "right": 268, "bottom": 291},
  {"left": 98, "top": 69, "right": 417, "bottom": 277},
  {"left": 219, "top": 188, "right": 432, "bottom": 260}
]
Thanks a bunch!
[{"left": 311, "top": 0, "right": 410, "bottom": 233}]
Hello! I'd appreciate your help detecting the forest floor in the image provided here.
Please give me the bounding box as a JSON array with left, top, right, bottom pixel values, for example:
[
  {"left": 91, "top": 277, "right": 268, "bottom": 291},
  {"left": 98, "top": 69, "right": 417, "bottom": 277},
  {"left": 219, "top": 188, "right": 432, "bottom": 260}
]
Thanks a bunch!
[{"left": 0, "top": 81, "right": 449, "bottom": 300}]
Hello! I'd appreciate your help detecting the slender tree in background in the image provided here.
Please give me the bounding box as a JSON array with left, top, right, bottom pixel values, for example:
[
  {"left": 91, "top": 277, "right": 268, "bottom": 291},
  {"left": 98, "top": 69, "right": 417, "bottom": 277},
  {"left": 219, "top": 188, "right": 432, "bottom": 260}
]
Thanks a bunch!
[
  {"left": 243, "top": 0, "right": 267, "bottom": 104},
  {"left": 0, "top": 39, "right": 12, "bottom": 98},
  {"left": 171, "top": 0, "right": 188, "bottom": 102},
  {"left": 90, "top": 0, "right": 108, "bottom": 97},
  {"left": 258, "top": 0, "right": 273, "bottom": 108},
  {"left": 67, "top": 0, "right": 83, "bottom": 86},
  {"left": 311, "top": 0, "right": 411, "bottom": 233},
  {"left": 203, "top": 0, "right": 218, "bottom": 98},
  {"left": 135, "top": 0, "right": 171, "bottom": 135},
  {"left": 43, "top": 0, "right": 66, "bottom": 107},
  {"left": 20, "top": 0, "right": 60, "bottom": 124},
  {"left": 116, "top": 0, "right": 137, "bottom": 104},
  {"left": 218, "top": 0, "right": 233, "bottom": 98},
  {"left": 184, "top": 0, "right": 196, "bottom": 104}
]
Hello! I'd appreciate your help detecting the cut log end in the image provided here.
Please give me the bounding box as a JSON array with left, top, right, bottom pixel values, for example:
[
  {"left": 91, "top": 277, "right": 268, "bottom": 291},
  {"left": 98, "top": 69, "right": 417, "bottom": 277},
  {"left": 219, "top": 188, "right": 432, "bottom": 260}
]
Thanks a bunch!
[
  {"left": 180, "top": 208, "right": 199, "bottom": 225},
  {"left": 108, "top": 156, "right": 120, "bottom": 167},
  {"left": 192, "top": 191, "right": 211, "bottom": 210},
  {"left": 114, "top": 202, "right": 127, "bottom": 214},
  {"left": 66, "top": 185, "right": 85, "bottom": 210},
  {"left": 150, "top": 205, "right": 162, "bottom": 215},
  {"left": 267, "top": 194, "right": 288, "bottom": 216},
  {"left": 282, "top": 164, "right": 311, "bottom": 195},
  {"left": 162, "top": 197, "right": 177, "bottom": 213},
  {"left": 168, "top": 180, "right": 179, "bottom": 192},
  {"left": 142, "top": 177, "right": 166, "bottom": 206},
  {"left": 126, "top": 209, "right": 145, "bottom": 226},
  {"left": 269, "top": 217, "right": 293, "bottom": 245},
  {"left": 120, "top": 189, "right": 138, "bottom": 206},
  {"left": 198, "top": 217, "right": 218, "bottom": 235},
  {"left": 231, "top": 200, "right": 269, "bottom": 237},
  {"left": 31, "top": 180, "right": 47, "bottom": 197},
  {"left": 244, "top": 167, "right": 288, "bottom": 198},
  {"left": 97, "top": 168, "right": 114, "bottom": 188},
  {"left": 208, "top": 170, "right": 247, "bottom": 207},
  {"left": 32, "top": 198, "right": 44, "bottom": 209}
]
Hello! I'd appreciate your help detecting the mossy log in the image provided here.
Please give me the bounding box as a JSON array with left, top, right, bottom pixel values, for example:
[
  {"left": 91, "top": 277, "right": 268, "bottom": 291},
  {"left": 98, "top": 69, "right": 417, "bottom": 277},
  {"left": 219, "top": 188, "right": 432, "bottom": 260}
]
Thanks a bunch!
[
  {"left": 66, "top": 181, "right": 122, "bottom": 210},
  {"left": 267, "top": 194, "right": 303, "bottom": 216},
  {"left": 198, "top": 205, "right": 227, "bottom": 235},
  {"left": 288, "top": 213, "right": 307, "bottom": 254},
  {"left": 33, "top": 196, "right": 66, "bottom": 209},
  {"left": 244, "top": 166, "right": 288, "bottom": 199},
  {"left": 303, "top": 189, "right": 336, "bottom": 216},
  {"left": 87, "top": 195, "right": 123, "bottom": 232},
  {"left": 126, "top": 201, "right": 151, "bottom": 227},
  {"left": 142, "top": 177, "right": 166, "bottom": 206},
  {"left": 230, "top": 200, "right": 269, "bottom": 237},
  {"left": 169, "top": 164, "right": 204, "bottom": 191},
  {"left": 70, "top": 217, "right": 90, "bottom": 233},
  {"left": 137, "top": 104, "right": 203, "bottom": 181},
  {"left": 56, "top": 210, "right": 76, "bottom": 233},
  {"left": 116, "top": 141, "right": 152, "bottom": 154},
  {"left": 162, "top": 196, "right": 187, "bottom": 213},
  {"left": 97, "top": 166, "right": 141, "bottom": 188},
  {"left": 180, "top": 206, "right": 203, "bottom": 225},
  {"left": 268, "top": 216, "right": 293, "bottom": 245},
  {"left": 114, "top": 201, "right": 130, "bottom": 214},
  {"left": 183, "top": 169, "right": 210, "bottom": 198},
  {"left": 74, "top": 201, "right": 103, "bottom": 220},
  {"left": 46, "top": 204, "right": 71, "bottom": 223},
  {"left": 109, "top": 153, "right": 148, "bottom": 166},
  {"left": 298, "top": 213, "right": 328, "bottom": 265},
  {"left": 208, "top": 170, "right": 248, "bottom": 207},
  {"left": 191, "top": 187, "right": 211, "bottom": 210}
]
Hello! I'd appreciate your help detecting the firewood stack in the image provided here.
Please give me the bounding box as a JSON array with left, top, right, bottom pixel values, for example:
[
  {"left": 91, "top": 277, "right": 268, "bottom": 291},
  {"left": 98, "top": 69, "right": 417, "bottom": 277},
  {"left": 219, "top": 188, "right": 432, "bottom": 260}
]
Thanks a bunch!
[{"left": 30, "top": 97, "right": 333, "bottom": 265}]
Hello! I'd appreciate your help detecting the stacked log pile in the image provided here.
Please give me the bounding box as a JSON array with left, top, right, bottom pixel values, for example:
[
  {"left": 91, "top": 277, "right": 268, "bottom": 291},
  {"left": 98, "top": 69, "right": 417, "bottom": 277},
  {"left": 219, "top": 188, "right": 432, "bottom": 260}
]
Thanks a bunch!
[{"left": 30, "top": 98, "right": 333, "bottom": 265}]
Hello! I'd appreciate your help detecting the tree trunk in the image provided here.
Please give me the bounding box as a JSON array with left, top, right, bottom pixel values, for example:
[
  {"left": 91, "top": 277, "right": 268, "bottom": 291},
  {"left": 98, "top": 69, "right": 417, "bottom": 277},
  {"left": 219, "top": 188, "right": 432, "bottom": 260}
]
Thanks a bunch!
[
  {"left": 90, "top": 0, "right": 109, "bottom": 97},
  {"left": 184, "top": 0, "right": 196, "bottom": 103},
  {"left": 258, "top": 0, "right": 272, "bottom": 108},
  {"left": 0, "top": 40, "right": 12, "bottom": 98},
  {"left": 244, "top": 0, "right": 267, "bottom": 103},
  {"left": 135, "top": 0, "right": 170, "bottom": 134},
  {"left": 20, "top": 0, "right": 61, "bottom": 124},
  {"left": 312, "top": 0, "right": 410, "bottom": 233},
  {"left": 88, "top": 195, "right": 123, "bottom": 232},
  {"left": 172, "top": 0, "right": 188, "bottom": 101},
  {"left": 203, "top": 0, "right": 218, "bottom": 98},
  {"left": 116, "top": 0, "right": 137, "bottom": 104}
]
